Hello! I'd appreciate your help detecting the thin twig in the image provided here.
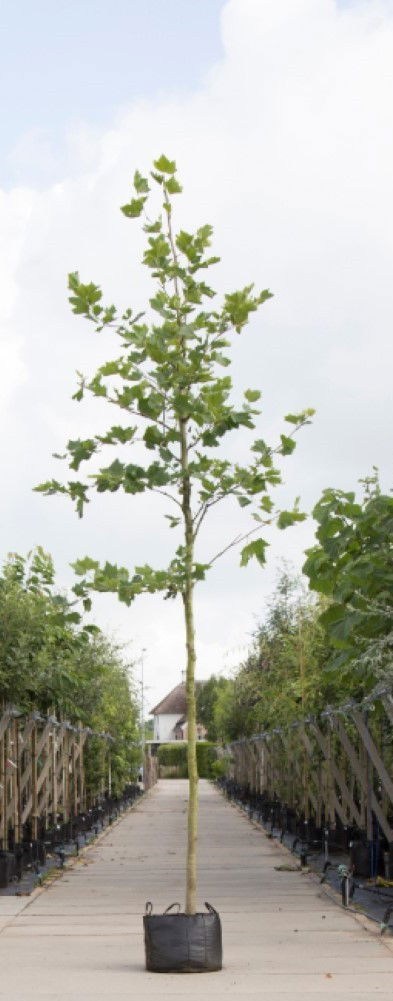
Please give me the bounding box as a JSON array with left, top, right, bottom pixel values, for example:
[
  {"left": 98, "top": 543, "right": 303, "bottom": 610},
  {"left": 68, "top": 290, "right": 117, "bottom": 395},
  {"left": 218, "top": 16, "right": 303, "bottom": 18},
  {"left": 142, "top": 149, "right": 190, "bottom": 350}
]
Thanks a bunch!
[
  {"left": 151, "top": 487, "right": 182, "bottom": 509},
  {"left": 193, "top": 490, "right": 236, "bottom": 538},
  {"left": 207, "top": 520, "right": 270, "bottom": 566}
]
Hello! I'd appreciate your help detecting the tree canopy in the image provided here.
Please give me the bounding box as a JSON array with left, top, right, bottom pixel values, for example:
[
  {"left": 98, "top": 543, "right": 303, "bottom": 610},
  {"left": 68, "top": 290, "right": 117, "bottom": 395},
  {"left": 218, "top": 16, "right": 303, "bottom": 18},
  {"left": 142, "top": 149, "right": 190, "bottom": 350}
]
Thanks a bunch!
[
  {"left": 303, "top": 471, "right": 393, "bottom": 685},
  {"left": 36, "top": 155, "right": 314, "bottom": 609},
  {"left": 205, "top": 474, "right": 393, "bottom": 743}
]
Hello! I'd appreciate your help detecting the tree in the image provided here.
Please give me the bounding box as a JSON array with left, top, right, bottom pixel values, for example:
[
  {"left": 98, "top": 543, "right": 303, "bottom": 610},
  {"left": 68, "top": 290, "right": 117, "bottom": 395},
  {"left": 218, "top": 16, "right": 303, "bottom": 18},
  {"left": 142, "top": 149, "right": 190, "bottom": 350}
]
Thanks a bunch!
[
  {"left": 0, "top": 548, "right": 139, "bottom": 792},
  {"left": 196, "top": 676, "right": 230, "bottom": 741},
  {"left": 36, "top": 155, "right": 313, "bottom": 913},
  {"left": 210, "top": 570, "right": 335, "bottom": 742},
  {"left": 303, "top": 471, "right": 393, "bottom": 687}
]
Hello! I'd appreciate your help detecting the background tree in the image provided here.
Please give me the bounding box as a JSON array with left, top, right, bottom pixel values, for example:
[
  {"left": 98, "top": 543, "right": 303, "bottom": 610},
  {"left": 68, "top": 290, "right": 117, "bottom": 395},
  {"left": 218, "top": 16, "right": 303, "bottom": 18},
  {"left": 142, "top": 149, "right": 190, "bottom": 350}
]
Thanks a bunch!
[
  {"left": 36, "top": 155, "right": 313, "bottom": 913},
  {"left": 210, "top": 471, "right": 393, "bottom": 746},
  {"left": 0, "top": 548, "right": 139, "bottom": 793},
  {"left": 210, "top": 569, "right": 334, "bottom": 741},
  {"left": 196, "top": 676, "right": 230, "bottom": 741},
  {"left": 303, "top": 470, "right": 393, "bottom": 687}
]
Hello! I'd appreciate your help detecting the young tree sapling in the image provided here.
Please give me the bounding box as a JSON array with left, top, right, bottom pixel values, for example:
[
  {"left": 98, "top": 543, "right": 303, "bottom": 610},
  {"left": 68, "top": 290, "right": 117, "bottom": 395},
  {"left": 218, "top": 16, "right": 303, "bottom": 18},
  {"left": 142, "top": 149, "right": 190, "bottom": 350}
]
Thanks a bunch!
[{"left": 36, "top": 155, "right": 314, "bottom": 913}]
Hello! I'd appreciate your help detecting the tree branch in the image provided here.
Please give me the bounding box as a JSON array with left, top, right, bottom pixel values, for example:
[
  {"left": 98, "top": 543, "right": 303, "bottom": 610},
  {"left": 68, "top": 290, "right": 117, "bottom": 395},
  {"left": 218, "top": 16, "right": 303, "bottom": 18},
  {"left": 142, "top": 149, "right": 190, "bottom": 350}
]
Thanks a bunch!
[
  {"left": 207, "top": 521, "right": 269, "bottom": 567},
  {"left": 193, "top": 490, "right": 236, "bottom": 538},
  {"left": 151, "top": 487, "right": 182, "bottom": 509}
]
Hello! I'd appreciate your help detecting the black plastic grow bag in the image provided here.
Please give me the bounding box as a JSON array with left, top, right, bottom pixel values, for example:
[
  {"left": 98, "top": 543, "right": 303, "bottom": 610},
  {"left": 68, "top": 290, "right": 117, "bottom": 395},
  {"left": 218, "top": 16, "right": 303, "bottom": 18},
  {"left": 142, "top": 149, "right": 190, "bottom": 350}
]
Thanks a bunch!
[
  {"left": 143, "top": 901, "right": 222, "bottom": 973},
  {"left": 0, "top": 852, "right": 14, "bottom": 888}
]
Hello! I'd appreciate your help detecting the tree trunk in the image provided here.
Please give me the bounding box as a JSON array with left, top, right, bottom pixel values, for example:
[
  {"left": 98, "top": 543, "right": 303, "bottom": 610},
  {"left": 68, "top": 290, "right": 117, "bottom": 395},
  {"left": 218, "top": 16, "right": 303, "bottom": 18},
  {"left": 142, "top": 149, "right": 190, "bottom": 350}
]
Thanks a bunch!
[
  {"left": 183, "top": 573, "right": 198, "bottom": 914},
  {"left": 180, "top": 417, "right": 198, "bottom": 915}
]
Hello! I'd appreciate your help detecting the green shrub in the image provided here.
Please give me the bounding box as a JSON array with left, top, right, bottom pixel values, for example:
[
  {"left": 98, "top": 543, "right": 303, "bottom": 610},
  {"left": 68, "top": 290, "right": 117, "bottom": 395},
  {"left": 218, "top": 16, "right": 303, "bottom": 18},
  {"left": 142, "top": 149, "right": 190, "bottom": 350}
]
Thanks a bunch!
[
  {"left": 158, "top": 743, "right": 187, "bottom": 767},
  {"left": 158, "top": 741, "right": 217, "bottom": 777},
  {"left": 210, "top": 757, "right": 231, "bottom": 779},
  {"left": 196, "top": 741, "right": 217, "bottom": 777}
]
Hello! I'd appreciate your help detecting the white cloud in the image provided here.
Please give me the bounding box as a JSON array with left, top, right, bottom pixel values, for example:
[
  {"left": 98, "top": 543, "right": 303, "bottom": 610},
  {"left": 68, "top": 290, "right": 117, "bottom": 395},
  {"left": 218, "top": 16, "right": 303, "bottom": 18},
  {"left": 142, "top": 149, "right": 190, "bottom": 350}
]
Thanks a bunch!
[{"left": 1, "top": 0, "right": 393, "bottom": 707}]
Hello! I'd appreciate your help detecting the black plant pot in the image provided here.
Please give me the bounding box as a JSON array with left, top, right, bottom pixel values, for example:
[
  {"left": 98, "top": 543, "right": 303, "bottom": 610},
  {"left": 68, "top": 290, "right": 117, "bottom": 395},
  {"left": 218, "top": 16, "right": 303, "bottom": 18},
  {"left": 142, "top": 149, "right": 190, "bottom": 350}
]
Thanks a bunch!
[
  {"left": 143, "top": 901, "right": 222, "bottom": 973},
  {"left": 0, "top": 852, "right": 13, "bottom": 889},
  {"left": 350, "top": 840, "right": 371, "bottom": 877}
]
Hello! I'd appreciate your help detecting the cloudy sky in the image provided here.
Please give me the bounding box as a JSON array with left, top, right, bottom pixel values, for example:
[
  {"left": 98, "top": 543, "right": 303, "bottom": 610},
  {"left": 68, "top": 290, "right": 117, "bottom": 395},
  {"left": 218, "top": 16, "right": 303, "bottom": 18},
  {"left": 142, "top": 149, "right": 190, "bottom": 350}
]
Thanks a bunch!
[{"left": 1, "top": 0, "right": 392, "bottom": 710}]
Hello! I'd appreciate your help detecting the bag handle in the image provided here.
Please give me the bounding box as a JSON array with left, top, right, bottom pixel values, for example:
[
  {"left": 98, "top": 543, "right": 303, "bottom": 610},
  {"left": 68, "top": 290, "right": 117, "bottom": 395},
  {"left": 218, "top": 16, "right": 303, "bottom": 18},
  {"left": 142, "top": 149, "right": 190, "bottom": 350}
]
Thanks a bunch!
[
  {"left": 145, "top": 901, "right": 153, "bottom": 915},
  {"left": 164, "top": 901, "right": 181, "bottom": 914},
  {"left": 205, "top": 901, "right": 219, "bottom": 916}
]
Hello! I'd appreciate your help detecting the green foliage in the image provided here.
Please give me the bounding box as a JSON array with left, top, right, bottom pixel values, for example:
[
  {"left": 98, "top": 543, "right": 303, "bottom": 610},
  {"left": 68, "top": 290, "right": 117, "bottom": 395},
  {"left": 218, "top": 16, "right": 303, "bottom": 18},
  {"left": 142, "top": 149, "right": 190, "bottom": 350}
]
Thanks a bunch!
[
  {"left": 211, "top": 570, "right": 337, "bottom": 741},
  {"left": 0, "top": 548, "right": 140, "bottom": 794},
  {"left": 210, "top": 756, "right": 231, "bottom": 779},
  {"left": 158, "top": 743, "right": 187, "bottom": 767},
  {"left": 211, "top": 468, "right": 393, "bottom": 743},
  {"left": 240, "top": 538, "right": 268, "bottom": 567},
  {"left": 36, "top": 155, "right": 313, "bottom": 609},
  {"left": 196, "top": 676, "right": 231, "bottom": 741},
  {"left": 303, "top": 472, "right": 393, "bottom": 682},
  {"left": 158, "top": 741, "right": 217, "bottom": 777}
]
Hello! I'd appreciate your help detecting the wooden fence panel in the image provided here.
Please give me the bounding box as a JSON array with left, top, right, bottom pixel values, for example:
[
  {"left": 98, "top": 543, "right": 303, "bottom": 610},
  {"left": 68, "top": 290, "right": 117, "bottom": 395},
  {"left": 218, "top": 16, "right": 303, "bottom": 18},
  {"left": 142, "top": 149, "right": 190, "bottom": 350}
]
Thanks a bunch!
[
  {"left": 227, "top": 687, "right": 393, "bottom": 844},
  {"left": 0, "top": 710, "right": 91, "bottom": 849}
]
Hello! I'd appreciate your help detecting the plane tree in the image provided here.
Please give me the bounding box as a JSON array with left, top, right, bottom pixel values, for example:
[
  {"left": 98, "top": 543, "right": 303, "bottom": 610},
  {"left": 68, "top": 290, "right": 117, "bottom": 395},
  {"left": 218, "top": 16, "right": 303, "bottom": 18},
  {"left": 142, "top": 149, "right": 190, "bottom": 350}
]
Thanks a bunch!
[{"left": 36, "top": 156, "right": 313, "bottom": 913}]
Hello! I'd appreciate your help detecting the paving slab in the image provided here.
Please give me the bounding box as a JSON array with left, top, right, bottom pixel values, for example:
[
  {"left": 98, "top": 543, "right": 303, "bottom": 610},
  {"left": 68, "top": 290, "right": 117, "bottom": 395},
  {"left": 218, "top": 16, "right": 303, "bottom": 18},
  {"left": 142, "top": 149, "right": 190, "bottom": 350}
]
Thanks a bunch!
[{"left": 0, "top": 779, "right": 392, "bottom": 999}]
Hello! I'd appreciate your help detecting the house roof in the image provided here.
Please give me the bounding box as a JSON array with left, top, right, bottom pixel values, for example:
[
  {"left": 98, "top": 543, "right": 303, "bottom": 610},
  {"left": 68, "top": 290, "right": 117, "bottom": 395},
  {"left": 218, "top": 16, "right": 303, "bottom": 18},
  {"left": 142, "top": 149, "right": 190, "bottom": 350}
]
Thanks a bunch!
[{"left": 150, "top": 682, "right": 187, "bottom": 716}]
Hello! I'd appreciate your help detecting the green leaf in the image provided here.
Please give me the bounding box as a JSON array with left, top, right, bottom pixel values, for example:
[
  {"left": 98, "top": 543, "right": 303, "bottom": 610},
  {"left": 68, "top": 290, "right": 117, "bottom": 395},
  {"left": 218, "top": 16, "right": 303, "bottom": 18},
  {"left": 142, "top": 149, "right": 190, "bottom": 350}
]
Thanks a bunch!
[
  {"left": 144, "top": 426, "right": 164, "bottom": 450},
  {"left": 34, "top": 480, "right": 67, "bottom": 495},
  {"left": 260, "top": 495, "right": 274, "bottom": 513},
  {"left": 244, "top": 389, "right": 261, "bottom": 403},
  {"left": 165, "top": 515, "right": 181, "bottom": 529},
  {"left": 319, "top": 603, "right": 348, "bottom": 628},
  {"left": 277, "top": 509, "right": 306, "bottom": 529},
  {"left": 143, "top": 218, "right": 162, "bottom": 233},
  {"left": 87, "top": 374, "right": 107, "bottom": 397},
  {"left": 284, "top": 408, "right": 315, "bottom": 426},
  {"left": 67, "top": 438, "right": 97, "bottom": 471},
  {"left": 72, "top": 556, "right": 100, "bottom": 575},
  {"left": 124, "top": 463, "right": 147, "bottom": 494},
  {"left": 67, "top": 274, "right": 103, "bottom": 317},
  {"left": 240, "top": 538, "right": 268, "bottom": 567},
  {"left": 133, "top": 170, "right": 149, "bottom": 194},
  {"left": 214, "top": 353, "right": 231, "bottom": 367},
  {"left": 121, "top": 198, "right": 146, "bottom": 218},
  {"left": 193, "top": 562, "right": 208, "bottom": 581},
  {"left": 166, "top": 177, "right": 183, "bottom": 194},
  {"left": 153, "top": 155, "right": 176, "bottom": 174},
  {"left": 98, "top": 425, "right": 137, "bottom": 446},
  {"left": 280, "top": 434, "right": 296, "bottom": 455},
  {"left": 237, "top": 495, "right": 252, "bottom": 508},
  {"left": 99, "top": 360, "right": 120, "bottom": 376},
  {"left": 95, "top": 459, "right": 125, "bottom": 493}
]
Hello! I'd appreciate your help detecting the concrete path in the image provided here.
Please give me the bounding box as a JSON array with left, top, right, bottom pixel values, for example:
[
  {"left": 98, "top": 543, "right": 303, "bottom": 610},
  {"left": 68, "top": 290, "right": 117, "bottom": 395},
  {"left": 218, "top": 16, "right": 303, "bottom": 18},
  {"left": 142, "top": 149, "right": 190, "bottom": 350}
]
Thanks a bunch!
[{"left": 0, "top": 779, "right": 392, "bottom": 1000}]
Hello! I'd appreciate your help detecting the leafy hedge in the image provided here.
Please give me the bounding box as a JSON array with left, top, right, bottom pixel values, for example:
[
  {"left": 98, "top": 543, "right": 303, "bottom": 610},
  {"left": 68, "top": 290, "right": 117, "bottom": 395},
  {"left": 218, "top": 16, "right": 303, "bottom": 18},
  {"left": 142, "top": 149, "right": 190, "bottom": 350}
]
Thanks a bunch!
[
  {"left": 158, "top": 741, "right": 217, "bottom": 777},
  {"left": 0, "top": 548, "right": 140, "bottom": 795}
]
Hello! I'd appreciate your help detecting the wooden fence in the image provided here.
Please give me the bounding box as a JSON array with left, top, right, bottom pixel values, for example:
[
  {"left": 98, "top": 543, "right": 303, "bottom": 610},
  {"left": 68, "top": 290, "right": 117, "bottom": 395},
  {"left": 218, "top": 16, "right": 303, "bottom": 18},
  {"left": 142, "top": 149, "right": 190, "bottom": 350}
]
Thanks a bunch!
[
  {"left": 144, "top": 747, "right": 158, "bottom": 790},
  {"left": 227, "top": 684, "right": 393, "bottom": 843},
  {"left": 0, "top": 708, "right": 90, "bottom": 849}
]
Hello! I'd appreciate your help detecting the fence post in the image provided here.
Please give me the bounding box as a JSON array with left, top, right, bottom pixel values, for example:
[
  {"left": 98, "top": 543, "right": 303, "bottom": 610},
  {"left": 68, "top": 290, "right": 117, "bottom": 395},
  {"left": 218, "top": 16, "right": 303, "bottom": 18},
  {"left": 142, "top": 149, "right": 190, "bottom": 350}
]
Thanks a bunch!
[
  {"left": 0, "top": 715, "right": 7, "bottom": 848},
  {"left": 15, "top": 720, "right": 22, "bottom": 844},
  {"left": 51, "top": 728, "right": 57, "bottom": 823},
  {"left": 31, "top": 723, "right": 38, "bottom": 840},
  {"left": 63, "top": 727, "right": 70, "bottom": 823},
  {"left": 79, "top": 728, "right": 86, "bottom": 811},
  {"left": 2, "top": 720, "right": 9, "bottom": 848}
]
